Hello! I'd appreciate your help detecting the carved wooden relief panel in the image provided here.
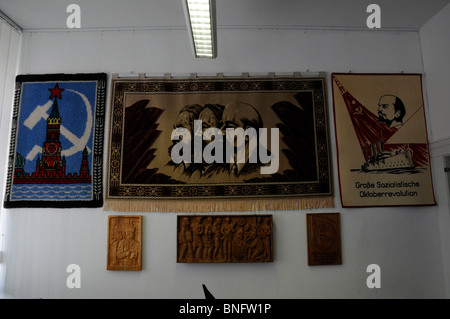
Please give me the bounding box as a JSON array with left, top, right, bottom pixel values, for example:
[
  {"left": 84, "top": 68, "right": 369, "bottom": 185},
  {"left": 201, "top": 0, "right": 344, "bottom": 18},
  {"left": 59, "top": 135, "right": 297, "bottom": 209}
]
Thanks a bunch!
[
  {"left": 107, "top": 215, "right": 142, "bottom": 270},
  {"left": 306, "top": 213, "right": 342, "bottom": 266},
  {"left": 177, "top": 215, "right": 273, "bottom": 263}
]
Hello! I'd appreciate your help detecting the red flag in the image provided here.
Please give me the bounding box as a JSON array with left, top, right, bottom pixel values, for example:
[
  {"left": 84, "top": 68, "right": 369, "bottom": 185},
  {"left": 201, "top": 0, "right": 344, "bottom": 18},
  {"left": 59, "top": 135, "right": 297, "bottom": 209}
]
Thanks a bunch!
[{"left": 333, "top": 76, "right": 398, "bottom": 160}]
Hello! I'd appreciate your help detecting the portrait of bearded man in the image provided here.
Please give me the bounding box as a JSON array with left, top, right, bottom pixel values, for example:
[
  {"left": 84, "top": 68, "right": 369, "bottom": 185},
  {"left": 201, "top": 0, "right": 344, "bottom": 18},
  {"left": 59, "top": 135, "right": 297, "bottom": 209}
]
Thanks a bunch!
[{"left": 377, "top": 94, "right": 406, "bottom": 129}]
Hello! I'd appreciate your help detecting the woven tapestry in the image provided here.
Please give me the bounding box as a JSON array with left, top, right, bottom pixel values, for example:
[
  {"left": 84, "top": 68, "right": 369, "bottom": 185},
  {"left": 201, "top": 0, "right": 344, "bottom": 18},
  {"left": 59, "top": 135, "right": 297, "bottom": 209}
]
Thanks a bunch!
[
  {"left": 332, "top": 73, "right": 436, "bottom": 207},
  {"left": 106, "top": 75, "right": 333, "bottom": 212},
  {"left": 4, "top": 73, "right": 107, "bottom": 208}
]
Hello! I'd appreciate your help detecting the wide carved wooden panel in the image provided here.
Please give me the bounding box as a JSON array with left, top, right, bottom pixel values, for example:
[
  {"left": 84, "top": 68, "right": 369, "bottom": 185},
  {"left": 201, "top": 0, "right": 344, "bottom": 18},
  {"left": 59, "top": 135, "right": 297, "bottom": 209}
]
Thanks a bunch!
[
  {"left": 107, "top": 215, "right": 142, "bottom": 270},
  {"left": 177, "top": 215, "right": 273, "bottom": 263},
  {"left": 306, "top": 213, "right": 342, "bottom": 266}
]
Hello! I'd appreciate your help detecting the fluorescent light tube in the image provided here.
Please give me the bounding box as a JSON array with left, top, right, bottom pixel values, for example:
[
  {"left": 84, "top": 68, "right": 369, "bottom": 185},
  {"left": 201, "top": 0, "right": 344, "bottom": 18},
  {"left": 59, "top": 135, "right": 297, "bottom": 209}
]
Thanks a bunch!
[{"left": 182, "top": 0, "right": 217, "bottom": 59}]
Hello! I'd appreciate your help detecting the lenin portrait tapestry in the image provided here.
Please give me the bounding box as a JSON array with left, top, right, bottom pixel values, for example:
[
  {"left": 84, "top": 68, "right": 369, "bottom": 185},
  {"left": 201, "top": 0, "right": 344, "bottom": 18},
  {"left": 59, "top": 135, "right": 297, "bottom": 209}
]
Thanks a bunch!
[
  {"left": 4, "top": 73, "right": 107, "bottom": 208},
  {"left": 332, "top": 73, "right": 436, "bottom": 207},
  {"left": 106, "top": 75, "right": 333, "bottom": 212}
]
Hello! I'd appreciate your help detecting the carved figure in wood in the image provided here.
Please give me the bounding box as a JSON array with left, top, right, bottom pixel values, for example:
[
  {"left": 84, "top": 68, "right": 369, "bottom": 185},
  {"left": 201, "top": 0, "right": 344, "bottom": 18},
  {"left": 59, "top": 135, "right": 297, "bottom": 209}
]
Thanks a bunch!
[
  {"left": 107, "top": 215, "right": 142, "bottom": 271},
  {"left": 192, "top": 216, "right": 204, "bottom": 260},
  {"left": 202, "top": 216, "right": 213, "bottom": 261},
  {"left": 177, "top": 215, "right": 273, "bottom": 263},
  {"left": 178, "top": 217, "right": 194, "bottom": 262}
]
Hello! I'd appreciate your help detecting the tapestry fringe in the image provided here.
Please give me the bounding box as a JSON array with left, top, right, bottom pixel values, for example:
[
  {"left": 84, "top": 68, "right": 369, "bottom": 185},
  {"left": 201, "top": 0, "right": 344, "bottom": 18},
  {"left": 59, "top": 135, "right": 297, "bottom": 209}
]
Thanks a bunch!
[{"left": 104, "top": 197, "right": 334, "bottom": 213}]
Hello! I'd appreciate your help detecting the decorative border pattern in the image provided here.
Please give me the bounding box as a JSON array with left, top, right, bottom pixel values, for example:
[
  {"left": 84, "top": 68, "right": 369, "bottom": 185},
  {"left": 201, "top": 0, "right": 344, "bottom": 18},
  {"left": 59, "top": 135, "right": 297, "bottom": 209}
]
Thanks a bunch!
[{"left": 106, "top": 76, "right": 332, "bottom": 202}]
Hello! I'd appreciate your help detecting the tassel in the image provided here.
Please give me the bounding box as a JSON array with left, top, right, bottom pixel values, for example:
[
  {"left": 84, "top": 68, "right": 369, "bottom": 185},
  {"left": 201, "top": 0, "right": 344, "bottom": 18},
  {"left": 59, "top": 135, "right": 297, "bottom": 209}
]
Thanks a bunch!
[{"left": 104, "top": 197, "right": 334, "bottom": 213}]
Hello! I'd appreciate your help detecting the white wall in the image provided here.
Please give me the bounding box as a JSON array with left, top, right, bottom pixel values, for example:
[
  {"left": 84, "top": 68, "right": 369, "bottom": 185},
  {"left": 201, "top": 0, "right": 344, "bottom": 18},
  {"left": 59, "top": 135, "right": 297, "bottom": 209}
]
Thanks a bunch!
[
  {"left": 0, "top": 19, "right": 22, "bottom": 297},
  {"left": 1, "top": 25, "right": 447, "bottom": 298},
  {"left": 420, "top": 3, "right": 450, "bottom": 297},
  {"left": 420, "top": 3, "right": 450, "bottom": 143}
]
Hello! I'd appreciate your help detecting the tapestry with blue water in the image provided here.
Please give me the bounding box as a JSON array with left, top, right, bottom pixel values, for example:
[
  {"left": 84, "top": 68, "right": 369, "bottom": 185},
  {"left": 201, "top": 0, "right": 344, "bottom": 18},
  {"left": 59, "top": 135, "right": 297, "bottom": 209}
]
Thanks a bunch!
[{"left": 4, "top": 73, "right": 107, "bottom": 208}]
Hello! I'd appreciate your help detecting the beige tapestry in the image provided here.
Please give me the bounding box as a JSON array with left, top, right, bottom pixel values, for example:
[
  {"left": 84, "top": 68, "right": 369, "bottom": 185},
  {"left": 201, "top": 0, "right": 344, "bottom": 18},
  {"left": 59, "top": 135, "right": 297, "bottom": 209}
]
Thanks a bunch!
[
  {"left": 106, "top": 75, "right": 333, "bottom": 212},
  {"left": 332, "top": 73, "right": 436, "bottom": 207}
]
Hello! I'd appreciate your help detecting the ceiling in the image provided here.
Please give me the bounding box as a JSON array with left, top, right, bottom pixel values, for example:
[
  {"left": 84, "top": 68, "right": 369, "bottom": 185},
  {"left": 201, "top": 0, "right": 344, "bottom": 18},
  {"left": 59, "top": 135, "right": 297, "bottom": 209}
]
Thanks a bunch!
[{"left": 1, "top": 0, "right": 449, "bottom": 31}]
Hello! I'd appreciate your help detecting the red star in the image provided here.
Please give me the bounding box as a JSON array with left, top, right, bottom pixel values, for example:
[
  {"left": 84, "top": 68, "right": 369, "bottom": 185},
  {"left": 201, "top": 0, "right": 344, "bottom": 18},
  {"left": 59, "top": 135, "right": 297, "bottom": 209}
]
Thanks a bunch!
[{"left": 49, "top": 84, "right": 64, "bottom": 100}]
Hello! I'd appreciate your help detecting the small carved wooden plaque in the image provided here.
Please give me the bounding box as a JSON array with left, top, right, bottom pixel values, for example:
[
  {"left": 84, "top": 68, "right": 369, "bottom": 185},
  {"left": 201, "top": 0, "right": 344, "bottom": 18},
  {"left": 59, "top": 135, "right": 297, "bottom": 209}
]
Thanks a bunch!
[
  {"left": 306, "top": 213, "right": 342, "bottom": 266},
  {"left": 177, "top": 215, "right": 273, "bottom": 263},
  {"left": 107, "top": 215, "right": 142, "bottom": 271}
]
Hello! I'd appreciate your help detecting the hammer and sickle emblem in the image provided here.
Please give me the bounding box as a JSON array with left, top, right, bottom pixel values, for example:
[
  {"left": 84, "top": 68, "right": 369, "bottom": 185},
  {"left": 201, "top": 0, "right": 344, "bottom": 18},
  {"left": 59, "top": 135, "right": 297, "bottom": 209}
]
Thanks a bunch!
[
  {"left": 353, "top": 106, "right": 363, "bottom": 116},
  {"left": 24, "top": 90, "right": 93, "bottom": 162}
]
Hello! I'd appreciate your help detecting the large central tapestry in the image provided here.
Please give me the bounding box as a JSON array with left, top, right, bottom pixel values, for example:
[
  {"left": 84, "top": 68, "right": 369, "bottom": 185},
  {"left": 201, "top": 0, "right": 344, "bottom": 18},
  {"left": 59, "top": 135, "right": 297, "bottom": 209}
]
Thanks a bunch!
[{"left": 106, "top": 76, "right": 333, "bottom": 212}]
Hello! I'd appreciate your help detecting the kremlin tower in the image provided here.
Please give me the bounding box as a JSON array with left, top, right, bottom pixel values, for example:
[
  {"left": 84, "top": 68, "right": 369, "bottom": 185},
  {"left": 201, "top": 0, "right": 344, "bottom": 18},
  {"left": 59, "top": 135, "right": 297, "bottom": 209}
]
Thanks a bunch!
[{"left": 13, "top": 84, "right": 92, "bottom": 184}]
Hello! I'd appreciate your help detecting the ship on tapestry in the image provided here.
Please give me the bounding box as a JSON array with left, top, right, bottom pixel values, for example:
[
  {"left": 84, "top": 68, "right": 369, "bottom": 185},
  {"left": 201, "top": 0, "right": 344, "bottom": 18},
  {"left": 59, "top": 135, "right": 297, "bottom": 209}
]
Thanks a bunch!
[
  {"left": 332, "top": 73, "right": 436, "bottom": 207},
  {"left": 4, "top": 73, "right": 107, "bottom": 208}
]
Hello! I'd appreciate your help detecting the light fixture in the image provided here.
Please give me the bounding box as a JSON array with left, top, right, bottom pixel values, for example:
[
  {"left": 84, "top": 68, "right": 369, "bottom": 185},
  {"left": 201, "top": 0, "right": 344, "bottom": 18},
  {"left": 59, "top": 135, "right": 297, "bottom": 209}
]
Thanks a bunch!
[{"left": 182, "top": 0, "right": 217, "bottom": 59}]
